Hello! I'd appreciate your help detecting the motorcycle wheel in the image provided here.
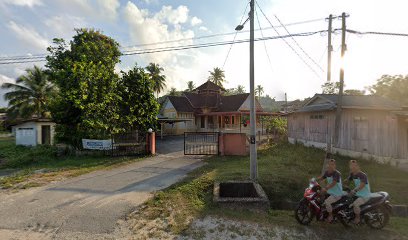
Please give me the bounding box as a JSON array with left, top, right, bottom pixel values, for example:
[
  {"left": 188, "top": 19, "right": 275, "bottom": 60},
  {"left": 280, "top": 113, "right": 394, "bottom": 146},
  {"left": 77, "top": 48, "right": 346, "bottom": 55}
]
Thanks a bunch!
[
  {"left": 365, "top": 206, "right": 390, "bottom": 229},
  {"left": 294, "top": 199, "right": 314, "bottom": 225}
]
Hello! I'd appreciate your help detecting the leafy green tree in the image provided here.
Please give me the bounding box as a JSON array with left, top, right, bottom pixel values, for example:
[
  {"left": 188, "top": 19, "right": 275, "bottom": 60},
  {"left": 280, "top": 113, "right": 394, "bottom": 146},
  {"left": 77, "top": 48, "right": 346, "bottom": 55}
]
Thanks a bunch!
[
  {"left": 321, "top": 81, "right": 342, "bottom": 94},
  {"left": 369, "top": 75, "right": 408, "bottom": 105},
  {"left": 344, "top": 89, "right": 365, "bottom": 95},
  {"left": 236, "top": 85, "right": 245, "bottom": 94},
  {"left": 186, "top": 81, "right": 195, "bottom": 92},
  {"left": 46, "top": 29, "right": 121, "bottom": 147},
  {"left": 208, "top": 67, "right": 226, "bottom": 87},
  {"left": 168, "top": 87, "right": 179, "bottom": 96},
  {"left": 1, "top": 66, "right": 55, "bottom": 119},
  {"left": 146, "top": 63, "right": 166, "bottom": 98},
  {"left": 118, "top": 65, "right": 159, "bottom": 131},
  {"left": 0, "top": 107, "right": 7, "bottom": 113},
  {"left": 255, "top": 85, "right": 264, "bottom": 98}
]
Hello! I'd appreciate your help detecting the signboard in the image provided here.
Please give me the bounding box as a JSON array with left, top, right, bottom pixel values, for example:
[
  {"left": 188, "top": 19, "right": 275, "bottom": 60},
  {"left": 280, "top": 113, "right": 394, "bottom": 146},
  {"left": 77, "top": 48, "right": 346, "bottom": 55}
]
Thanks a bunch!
[{"left": 82, "top": 139, "right": 112, "bottom": 150}]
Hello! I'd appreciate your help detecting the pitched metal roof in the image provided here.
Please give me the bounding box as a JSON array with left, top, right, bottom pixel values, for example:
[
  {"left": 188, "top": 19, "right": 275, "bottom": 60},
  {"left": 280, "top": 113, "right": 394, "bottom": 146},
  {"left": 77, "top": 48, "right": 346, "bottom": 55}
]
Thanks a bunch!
[
  {"left": 167, "top": 96, "right": 194, "bottom": 112},
  {"left": 218, "top": 94, "right": 250, "bottom": 112},
  {"left": 194, "top": 81, "right": 225, "bottom": 91},
  {"left": 299, "top": 94, "right": 402, "bottom": 112}
]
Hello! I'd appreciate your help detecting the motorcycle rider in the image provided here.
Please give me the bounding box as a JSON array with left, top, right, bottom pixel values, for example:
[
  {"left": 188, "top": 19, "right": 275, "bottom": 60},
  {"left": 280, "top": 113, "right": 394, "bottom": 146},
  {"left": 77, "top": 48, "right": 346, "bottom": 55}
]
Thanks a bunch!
[
  {"left": 317, "top": 159, "right": 344, "bottom": 222},
  {"left": 346, "top": 160, "right": 372, "bottom": 224}
]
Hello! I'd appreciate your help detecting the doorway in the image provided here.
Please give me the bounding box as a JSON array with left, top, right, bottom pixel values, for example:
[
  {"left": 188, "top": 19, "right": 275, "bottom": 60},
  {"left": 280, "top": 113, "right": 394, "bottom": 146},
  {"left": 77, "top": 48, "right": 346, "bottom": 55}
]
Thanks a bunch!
[{"left": 41, "top": 125, "right": 51, "bottom": 145}]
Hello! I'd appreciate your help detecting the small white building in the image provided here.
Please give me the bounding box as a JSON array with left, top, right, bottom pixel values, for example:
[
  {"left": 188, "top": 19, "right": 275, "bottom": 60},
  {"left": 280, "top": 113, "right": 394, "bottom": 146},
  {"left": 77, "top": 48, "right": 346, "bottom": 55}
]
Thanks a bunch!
[{"left": 11, "top": 118, "right": 56, "bottom": 146}]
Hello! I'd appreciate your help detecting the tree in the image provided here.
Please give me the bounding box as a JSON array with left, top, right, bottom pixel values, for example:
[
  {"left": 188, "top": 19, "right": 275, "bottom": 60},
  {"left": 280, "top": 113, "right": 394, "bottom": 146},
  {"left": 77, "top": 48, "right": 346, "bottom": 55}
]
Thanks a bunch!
[
  {"left": 344, "top": 89, "right": 365, "bottom": 95},
  {"left": 321, "top": 81, "right": 342, "bottom": 94},
  {"left": 118, "top": 65, "right": 159, "bottom": 131},
  {"left": 186, "top": 81, "right": 195, "bottom": 92},
  {"left": 46, "top": 29, "right": 121, "bottom": 147},
  {"left": 0, "top": 107, "right": 7, "bottom": 113},
  {"left": 168, "top": 87, "right": 179, "bottom": 96},
  {"left": 146, "top": 63, "right": 166, "bottom": 98},
  {"left": 255, "top": 85, "right": 264, "bottom": 98},
  {"left": 208, "top": 67, "right": 226, "bottom": 87},
  {"left": 369, "top": 75, "right": 408, "bottom": 105},
  {"left": 236, "top": 85, "right": 245, "bottom": 94},
  {"left": 1, "top": 66, "right": 55, "bottom": 119}
]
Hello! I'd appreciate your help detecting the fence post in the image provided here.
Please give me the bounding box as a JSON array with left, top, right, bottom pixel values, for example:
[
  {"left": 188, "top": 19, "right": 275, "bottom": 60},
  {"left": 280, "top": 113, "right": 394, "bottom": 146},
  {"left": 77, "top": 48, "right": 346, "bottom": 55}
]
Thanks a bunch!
[{"left": 149, "top": 132, "right": 156, "bottom": 155}]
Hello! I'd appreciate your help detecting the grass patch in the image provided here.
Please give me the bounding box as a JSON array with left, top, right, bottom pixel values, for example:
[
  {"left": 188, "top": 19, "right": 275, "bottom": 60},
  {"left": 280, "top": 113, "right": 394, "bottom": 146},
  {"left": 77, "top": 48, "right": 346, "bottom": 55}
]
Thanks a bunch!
[
  {"left": 0, "top": 138, "right": 147, "bottom": 189},
  {"left": 131, "top": 142, "right": 408, "bottom": 238}
]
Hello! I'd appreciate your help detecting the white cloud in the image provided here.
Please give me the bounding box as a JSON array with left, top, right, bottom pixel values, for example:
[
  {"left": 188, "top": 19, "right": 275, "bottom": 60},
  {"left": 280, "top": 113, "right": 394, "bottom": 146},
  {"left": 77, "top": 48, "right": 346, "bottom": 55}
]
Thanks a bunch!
[
  {"left": 7, "top": 21, "right": 49, "bottom": 50},
  {"left": 44, "top": 15, "right": 86, "bottom": 37},
  {"left": 199, "top": 26, "right": 210, "bottom": 32},
  {"left": 190, "top": 16, "right": 202, "bottom": 26},
  {"left": 123, "top": 2, "right": 202, "bottom": 91},
  {"left": 0, "top": 74, "right": 14, "bottom": 84},
  {"left": 3, "top": 0, "right": 42, "bottom": 8},
  {"left": 155, "top": 5, "right": 189, "bottom": 25},
  {"left": 96, "top": 0, "right": 120, "bottom": 21}
]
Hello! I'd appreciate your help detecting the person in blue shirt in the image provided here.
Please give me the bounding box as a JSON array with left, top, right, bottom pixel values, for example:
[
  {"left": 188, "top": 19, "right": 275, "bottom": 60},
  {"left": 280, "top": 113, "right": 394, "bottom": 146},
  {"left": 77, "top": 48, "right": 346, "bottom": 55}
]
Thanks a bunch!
[
  {"left": 346, "top": 160, "right": 371, "bottom": 224},
  {"left": 317, "top": 159, "right": 344, "bottom": 222}
]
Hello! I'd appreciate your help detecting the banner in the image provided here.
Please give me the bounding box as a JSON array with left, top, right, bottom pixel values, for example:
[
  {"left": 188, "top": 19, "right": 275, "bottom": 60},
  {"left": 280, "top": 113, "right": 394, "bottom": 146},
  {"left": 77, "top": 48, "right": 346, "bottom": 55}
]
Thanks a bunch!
[{"left": 82, "top": 139, "right": 112, "bottom": 150}]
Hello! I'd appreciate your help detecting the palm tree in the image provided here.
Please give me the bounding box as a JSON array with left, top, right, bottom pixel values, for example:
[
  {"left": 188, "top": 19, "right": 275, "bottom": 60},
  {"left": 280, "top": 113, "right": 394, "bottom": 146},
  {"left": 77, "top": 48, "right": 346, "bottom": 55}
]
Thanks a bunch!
[
  {"left": 186, "top": 81, "right": 195, "bottom": 92},
  {"left": 168, "top": 87, "right": 178, "bottom": 96},
  {"left": 1, "top": 66, "right": 55, "bottom": 119},
  {"left": 146, "top": 63, "right": 166, "bottom": 98},
  {"left": 208, "top": 67, "right": 226, "bottom": 87},
  {"left": 255, "top": 85, "right": 264, "bottom": 99},
  {"left": 236, "top": 85, "right": 245, "bottom": 94}
]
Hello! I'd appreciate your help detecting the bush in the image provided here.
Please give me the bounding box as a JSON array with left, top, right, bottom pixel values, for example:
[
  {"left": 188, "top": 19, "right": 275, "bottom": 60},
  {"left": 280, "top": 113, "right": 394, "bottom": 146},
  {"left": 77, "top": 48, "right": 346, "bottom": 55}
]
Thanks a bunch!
[{"left": 0, "top": 143, "right": 57, "bottom": 168}]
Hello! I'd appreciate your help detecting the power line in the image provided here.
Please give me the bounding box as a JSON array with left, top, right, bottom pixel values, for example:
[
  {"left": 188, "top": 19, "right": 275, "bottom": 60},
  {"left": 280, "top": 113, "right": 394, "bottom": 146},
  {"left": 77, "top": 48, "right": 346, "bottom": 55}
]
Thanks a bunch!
[
  {"left": 346, "top": 29, "right": 408, "bottom": 37},
  {"left": 255, "top": 1, "right": 322, "bottom": 78},
  {"left": 274, "top": 14, "right": 324, "bottom": 72},
  {"left": 0, "top": 17, "right": 327, "bottom": 61},
  {"left": 0, "top": 30, "right": 328, "bottom": 65},
  {"left": 255, "top": 7, "right": 273, "bottom": 72},
  {"left": 222, "top": 0, "right": 249, "bottom": 69}
]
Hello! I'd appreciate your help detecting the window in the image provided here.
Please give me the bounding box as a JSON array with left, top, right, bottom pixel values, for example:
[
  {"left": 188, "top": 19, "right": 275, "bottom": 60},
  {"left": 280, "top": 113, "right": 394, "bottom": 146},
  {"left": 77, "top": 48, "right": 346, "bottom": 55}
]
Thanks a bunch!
[
  {"left": 224, "top": 116, "right": 230, "bottom": 124},
  {"left": 232, "top": 116, "right": 235, "bottom": 124},
  {"left": 310, "top": 114, "right": 324, "bottom": 119},
  {"left": 201, "top": 116, "right": 205, "bottom": 128}
]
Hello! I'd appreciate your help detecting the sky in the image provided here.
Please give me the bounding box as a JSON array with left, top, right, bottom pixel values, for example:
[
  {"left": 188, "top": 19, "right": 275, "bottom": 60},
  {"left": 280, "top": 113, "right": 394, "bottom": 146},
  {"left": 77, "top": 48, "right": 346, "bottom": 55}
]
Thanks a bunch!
[{"left": 1, "top": 0, "right": 408, "bottom": 107}]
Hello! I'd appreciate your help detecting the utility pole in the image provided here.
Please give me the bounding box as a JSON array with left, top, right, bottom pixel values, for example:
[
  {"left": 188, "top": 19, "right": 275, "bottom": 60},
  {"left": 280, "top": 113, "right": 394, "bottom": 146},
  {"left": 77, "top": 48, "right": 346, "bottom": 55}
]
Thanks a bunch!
[
  {"left": 327, "top": 14, "right": 333, "bottom": 83},
  {"left": 326, "top": 14, "right": 334, "bottom": 154},
  {"left": 249, "top": 0, "right": 257, "bottom": 181},
  {"left": 284, "top": 93, "right": 288, "bottom": 113},
  {"left": 333, "top": 12, "right": 348, "bottom": 147}
]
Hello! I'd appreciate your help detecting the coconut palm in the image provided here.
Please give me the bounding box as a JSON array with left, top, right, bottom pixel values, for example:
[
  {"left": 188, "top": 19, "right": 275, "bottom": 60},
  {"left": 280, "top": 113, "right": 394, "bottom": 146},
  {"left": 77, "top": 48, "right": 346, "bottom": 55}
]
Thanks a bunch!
[
  {"left": 236, "top": 85, "right": 245, "bottom": 94},
  {"left": 1, "top": 65, "right": 55, "bottom": 119},
  {"left": 255, "top": 85, "right": 264, "bottom": 99},
  {"left": 146, "top": 63, "right": 166, "bottom": 98},
  {"left": 187, "top": 81, "right": 195, "bottom": 92},
  {"left": 168, "top": 87, "right": 178, "bottom": 96},
  {"left": 208, "top": 67, "right": 226, "bottom": 87}
]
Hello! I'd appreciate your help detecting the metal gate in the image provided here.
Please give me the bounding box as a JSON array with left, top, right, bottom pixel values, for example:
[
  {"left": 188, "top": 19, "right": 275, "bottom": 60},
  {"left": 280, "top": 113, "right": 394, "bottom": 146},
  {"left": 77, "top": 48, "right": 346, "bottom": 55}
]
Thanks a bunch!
[{"left": 184, "top": 132, "right": 219, "bottom": 155}]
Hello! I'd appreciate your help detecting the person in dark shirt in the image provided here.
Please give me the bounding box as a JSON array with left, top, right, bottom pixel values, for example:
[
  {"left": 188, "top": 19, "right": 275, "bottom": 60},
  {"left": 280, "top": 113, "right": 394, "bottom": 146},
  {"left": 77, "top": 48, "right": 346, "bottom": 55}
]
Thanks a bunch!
[
  {"left": 317, "top": 159, "right": 343, "bottom": 222},
  {"left": 346, "top": 160, "right": 372, "bottom": 224}
]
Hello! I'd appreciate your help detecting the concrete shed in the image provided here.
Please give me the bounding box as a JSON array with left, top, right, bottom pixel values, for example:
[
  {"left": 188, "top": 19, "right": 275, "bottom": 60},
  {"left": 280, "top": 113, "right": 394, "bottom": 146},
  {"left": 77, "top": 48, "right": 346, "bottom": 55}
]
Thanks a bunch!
[{"left": 11, "top": 118, "right": 56, "bottom": 146}]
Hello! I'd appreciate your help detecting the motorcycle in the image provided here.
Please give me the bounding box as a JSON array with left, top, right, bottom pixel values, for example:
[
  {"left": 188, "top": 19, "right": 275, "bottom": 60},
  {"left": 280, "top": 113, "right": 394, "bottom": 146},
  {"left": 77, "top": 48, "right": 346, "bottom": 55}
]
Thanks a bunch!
[
  {"left": 294, "top": 178, "right": 349, "bottom": 225},
  {"left": 337, "top": 191, "right": 392, "bottom": 229},
  {"left": 295, "top": 178, "right": 393, "bottom": 229}
]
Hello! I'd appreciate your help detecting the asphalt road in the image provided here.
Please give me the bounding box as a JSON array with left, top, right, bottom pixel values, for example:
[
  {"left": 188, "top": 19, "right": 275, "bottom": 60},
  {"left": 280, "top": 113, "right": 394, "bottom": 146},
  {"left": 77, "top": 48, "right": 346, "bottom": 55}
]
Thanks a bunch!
[{"left": 0, "top": 136, "right": 203, "bottom": 239}]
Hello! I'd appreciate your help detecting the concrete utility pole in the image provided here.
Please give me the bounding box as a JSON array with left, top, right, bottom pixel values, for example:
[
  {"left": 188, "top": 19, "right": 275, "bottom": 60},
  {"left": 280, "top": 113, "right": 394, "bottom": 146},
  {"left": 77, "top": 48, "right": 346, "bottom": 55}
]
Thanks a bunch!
[
  {"left": 333, "top": 12, "right": 348, "bottom": 147},
  {"left": 326, "top": 14, "right": 333, "bottom": 83},
  {"left": 326, "top": 14, "right": 334, "bottom": 153},
  {"left": 249, "top": 0, "right": 257, "bottom": 181}
]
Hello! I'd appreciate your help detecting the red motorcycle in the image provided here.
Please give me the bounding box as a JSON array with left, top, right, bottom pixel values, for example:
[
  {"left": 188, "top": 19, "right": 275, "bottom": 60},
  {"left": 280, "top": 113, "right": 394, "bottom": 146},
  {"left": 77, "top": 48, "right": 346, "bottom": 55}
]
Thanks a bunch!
[{"left": 294, "top": 178, "right": 348, "bottom": 225}]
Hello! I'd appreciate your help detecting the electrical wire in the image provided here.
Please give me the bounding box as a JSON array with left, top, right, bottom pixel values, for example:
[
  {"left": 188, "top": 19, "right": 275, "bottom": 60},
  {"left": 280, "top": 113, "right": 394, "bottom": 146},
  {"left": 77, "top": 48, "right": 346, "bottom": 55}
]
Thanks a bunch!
[
  {"left": 255, "top": 8, "right": 274, "bottom": 72},
  {"left": 255, "top": 1, "right": 322, "bottom": 79},
  {"left": 0, "top": 30, "right": 328, "bottom": 65},
  {"left": 222, "top": 0, "right": 249, "bottom": 69},
  {"left": 346, "top": 29, "right": 408, "bottom": 37},
  {"left": 274, "top": 14, "right": 324, "bottom": 72}
]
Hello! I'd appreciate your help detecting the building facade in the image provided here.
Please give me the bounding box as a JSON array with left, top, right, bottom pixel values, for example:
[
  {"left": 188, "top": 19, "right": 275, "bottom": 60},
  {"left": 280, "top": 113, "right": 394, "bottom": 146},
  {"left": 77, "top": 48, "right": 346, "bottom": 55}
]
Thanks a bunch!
[
  {"left": 159, "top": 81, "right": 266, "bottom": 135},
  {"left": 287, "top": 94, "right": 408, "bottom": 163}
]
